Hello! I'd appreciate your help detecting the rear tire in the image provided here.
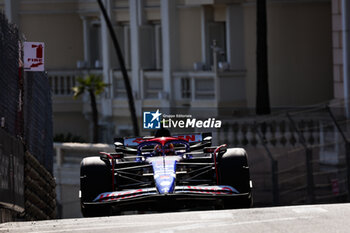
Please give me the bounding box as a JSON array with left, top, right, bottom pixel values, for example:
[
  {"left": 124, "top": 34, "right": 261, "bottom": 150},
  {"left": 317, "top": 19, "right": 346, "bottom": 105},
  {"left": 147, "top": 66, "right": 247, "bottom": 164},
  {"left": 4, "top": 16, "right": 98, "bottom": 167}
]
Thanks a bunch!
[
  {"left": 80, "top": 156, "right": 112, "bottom": 217},
  {"left": 218, "top": 148, "right": 252, "bottom": 208}
]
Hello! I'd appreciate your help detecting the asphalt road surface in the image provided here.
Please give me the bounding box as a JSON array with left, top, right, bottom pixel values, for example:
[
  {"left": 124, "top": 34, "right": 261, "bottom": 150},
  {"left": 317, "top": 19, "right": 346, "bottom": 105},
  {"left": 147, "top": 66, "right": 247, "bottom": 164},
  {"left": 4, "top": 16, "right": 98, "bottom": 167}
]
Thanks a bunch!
[{"left": 1, "top": 203, "right": 350, "bottom": 233}]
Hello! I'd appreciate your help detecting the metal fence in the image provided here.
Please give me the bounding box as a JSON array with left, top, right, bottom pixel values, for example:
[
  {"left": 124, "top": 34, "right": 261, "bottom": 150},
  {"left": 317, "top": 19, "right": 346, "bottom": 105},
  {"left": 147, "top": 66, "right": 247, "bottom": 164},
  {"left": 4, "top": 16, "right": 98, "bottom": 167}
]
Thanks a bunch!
[
  {"left": 0, "top": 12, "right": 55, "bottom": 222},
  {"left": 0, "top": 12, "right": 53, "bottom": 173},
  {"left": 0, "top": 13, "right": 20, "bottom": 137},
  {"left": 217, "top": 105, "right": 350, "bottom": 206},
  {"left": 24, "top": 72, "right": 53, "bottom": 172}
]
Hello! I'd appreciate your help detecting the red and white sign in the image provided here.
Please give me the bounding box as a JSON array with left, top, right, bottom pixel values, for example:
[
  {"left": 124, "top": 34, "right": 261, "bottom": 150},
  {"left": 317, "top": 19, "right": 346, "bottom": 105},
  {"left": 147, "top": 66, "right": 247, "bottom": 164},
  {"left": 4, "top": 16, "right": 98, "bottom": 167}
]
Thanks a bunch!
[{"left": 24, "top": 42, "right": 44, "bottom": 71}]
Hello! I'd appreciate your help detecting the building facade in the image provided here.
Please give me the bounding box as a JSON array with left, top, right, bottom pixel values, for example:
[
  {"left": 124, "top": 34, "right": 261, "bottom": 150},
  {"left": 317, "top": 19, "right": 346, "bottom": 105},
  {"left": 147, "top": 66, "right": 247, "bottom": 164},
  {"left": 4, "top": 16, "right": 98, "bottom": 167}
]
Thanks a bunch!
[{"left": 0, "top": 0, "right": 336, "bottom": 142}]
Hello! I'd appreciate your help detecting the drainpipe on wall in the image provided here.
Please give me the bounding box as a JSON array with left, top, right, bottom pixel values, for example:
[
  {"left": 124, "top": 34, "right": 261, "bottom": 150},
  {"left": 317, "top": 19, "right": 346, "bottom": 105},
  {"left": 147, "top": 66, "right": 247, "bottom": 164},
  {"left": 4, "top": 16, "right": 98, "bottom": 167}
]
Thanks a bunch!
[{"left": 343, "top": 0, "right": 350, "bottom": 117}]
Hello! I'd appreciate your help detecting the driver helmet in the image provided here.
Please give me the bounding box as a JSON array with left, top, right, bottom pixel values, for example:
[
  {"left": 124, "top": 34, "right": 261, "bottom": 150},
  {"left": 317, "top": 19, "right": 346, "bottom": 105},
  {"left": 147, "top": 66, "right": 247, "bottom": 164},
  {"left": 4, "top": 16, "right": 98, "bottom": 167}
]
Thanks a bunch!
[
  {"left": 164, "top": 143, "right": 175, "bottom": 155},
  {"left": 154, "top": 144, "right": 162, "bottom": 155}
]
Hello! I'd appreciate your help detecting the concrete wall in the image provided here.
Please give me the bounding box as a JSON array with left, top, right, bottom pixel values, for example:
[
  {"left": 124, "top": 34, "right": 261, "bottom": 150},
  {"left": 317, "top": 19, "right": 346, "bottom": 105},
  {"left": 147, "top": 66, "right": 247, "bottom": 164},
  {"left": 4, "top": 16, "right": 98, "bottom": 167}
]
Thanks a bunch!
[
  {"left": 245, "top": 2, "right": 333, "bottom": 107},
  {"left": 178, "top": 6, "right": 202, "bottom": 70},
  {"left": 53, "top": 112, "right": 90, "bottom": 141},
  {"left": 20, "top": 13, "right": 84, "bottom": 70}
]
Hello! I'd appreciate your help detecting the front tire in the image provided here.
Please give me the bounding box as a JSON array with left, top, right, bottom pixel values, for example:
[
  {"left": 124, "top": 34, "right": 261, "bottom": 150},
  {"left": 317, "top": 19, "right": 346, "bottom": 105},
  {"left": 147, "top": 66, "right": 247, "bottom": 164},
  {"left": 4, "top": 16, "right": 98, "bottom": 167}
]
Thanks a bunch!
[
  {"left": 218, "top": 148, "right": 252, "bottom": 208},
  {"left": 80, "top": 156, "right": 112, "bottom": 217}
]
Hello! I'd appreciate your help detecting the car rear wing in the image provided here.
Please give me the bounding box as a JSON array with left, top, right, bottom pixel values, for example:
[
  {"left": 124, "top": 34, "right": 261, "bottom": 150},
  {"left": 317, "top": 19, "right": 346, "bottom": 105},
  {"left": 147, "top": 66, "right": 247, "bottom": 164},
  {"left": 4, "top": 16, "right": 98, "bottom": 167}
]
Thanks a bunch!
[{"left": 114, "top": 132, "right": 212, "bottom": 147}]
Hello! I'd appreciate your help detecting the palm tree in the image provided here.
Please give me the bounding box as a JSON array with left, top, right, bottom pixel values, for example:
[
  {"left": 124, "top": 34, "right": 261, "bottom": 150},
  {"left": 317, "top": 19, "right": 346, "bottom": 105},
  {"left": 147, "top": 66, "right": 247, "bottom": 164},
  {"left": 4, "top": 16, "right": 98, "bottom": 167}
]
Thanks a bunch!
[{"left": 72, "top": 74, "right": 108, "bottom": 143}]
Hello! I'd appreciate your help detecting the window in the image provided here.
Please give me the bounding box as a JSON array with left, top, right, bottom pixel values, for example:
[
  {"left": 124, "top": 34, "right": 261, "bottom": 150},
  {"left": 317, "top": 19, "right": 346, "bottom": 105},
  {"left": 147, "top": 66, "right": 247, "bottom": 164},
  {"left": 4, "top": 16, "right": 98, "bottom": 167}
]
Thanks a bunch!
[
  {"left": 207, "top": 22, "right": 226, "bottom": 67},
  {"left": 195, "top": 78, "right": 214, "bottom": 99},
  {"left": 154, "top": 24, "right": 162, "bottom": 70},
  {"left": 140, "top": 23, "right": 162, "bottom": 70},
  {"left": 144, "top": 78, "right": 163, "bottom": 99},
  {"left": 181, "top": 78, "right": 191, "bottom": 99},
  {"left": 113, "top": 77, "right": 126, "bottom": 99},
  {"left": 89, "top": 22, "right": 102, "bottom": 68},
  {"left": 111, "top": 24, "right": 131, "bottom": 70}
]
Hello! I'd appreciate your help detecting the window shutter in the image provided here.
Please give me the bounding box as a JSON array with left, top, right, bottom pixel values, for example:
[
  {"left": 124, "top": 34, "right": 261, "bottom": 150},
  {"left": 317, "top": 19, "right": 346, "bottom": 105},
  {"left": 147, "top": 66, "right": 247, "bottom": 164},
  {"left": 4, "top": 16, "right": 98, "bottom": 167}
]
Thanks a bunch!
[
  {"left": 155, "top": 24, "right": 162, "bottom": 70},
  {"left": 111, "top": 26, "right": 124, "bottom": 69},
  {"left": 140, "top": 25, "right": 156, "bottom": 70},
  {"left": 124, "top": 25, "right": 131, "bottom": 69},
  {"left": 89, "top": 23, "right": 102, "bottom": 68}
]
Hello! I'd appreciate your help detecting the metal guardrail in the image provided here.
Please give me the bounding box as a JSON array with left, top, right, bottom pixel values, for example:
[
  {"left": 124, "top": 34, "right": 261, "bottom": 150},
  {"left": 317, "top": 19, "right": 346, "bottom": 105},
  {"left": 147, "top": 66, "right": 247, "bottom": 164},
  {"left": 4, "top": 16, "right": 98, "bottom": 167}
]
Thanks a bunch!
[
  {"left": 24, "top": 152, "right": 56, "bottom": 220},
  {"left": 0, "top": 129, "right": 25, "bottom": 219},
  {"left": 0, "top": 129, "right": 56, "bottom": 222}
]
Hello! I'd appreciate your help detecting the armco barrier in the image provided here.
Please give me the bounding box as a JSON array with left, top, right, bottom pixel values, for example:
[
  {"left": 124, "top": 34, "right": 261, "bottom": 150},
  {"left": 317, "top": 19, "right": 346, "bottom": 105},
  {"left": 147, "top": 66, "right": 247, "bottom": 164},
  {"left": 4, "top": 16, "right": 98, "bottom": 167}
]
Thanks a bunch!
[
  {"left": 0, "top": 129, "right": 25, "bottom": 221},
  {"left": 24, "top": 152, "right": 56, "bottom": 220},
  {"left": 0, "top": 129, "right": 56, "bottom": 222}
]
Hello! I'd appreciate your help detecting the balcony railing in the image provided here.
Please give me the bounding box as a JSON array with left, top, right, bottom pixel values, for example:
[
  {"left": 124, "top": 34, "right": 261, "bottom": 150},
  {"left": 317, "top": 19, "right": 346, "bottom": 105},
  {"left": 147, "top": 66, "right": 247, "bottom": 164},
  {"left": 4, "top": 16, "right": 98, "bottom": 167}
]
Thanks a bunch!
[
  {"left": 48, "top": 70, "right": 103, "bottom": 96},
  {"left": 112, "top": 71, "right": 163, "bottom": 100},
  {"left": 142, "top": 71, "right": 163, "bottom": 99},
  {"left": 173, "top": 71, "right": 216, "bottom": 101},
  {"left": 112, "top": 71, "right": 129, "bottom": 99},
  {"left": 48, "top": 70, "right": 218, "bottom": 102},
  {"left": 48, "top": 70, "right": 77, "bottom": 96}
]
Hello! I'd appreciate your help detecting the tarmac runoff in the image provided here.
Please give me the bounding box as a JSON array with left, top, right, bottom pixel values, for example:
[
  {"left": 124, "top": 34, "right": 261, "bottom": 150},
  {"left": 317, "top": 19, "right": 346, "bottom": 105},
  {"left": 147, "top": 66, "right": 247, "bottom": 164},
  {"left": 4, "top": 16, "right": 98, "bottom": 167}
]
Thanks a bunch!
[{"left": 1, "top": 203, "right": 350, "bottom": 233}]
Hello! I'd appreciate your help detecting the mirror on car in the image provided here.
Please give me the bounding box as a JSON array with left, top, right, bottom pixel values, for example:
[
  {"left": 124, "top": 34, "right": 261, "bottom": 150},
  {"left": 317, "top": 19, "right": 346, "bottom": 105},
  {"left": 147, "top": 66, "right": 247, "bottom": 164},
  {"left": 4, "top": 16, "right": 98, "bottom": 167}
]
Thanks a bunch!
[
  {"left": 114, "top": 142, "right": 124, "bottom": 147},
  {"left": 219, "top": 146, "right": 227, "bottom": 154},
  {"left": 100, "top": 153, "right": 109, "bottom": 162}
]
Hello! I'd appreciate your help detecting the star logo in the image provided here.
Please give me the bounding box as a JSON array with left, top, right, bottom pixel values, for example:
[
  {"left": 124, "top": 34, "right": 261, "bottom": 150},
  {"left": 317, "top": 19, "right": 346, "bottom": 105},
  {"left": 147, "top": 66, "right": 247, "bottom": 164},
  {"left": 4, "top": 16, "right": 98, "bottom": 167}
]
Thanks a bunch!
[
  {"left": 151, "top": 109, "right": 162, "bottom": 122},
  {"left": 143, "top": 109, "right": 162, "bottom": 129}
]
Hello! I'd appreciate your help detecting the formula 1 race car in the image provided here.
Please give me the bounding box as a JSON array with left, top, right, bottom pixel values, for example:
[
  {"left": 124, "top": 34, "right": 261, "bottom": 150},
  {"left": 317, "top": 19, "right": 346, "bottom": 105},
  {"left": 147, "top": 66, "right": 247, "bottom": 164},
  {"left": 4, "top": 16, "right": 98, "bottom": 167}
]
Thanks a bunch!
[{"left": 80, "top": 131, "right": 252, "bottom": 217}]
